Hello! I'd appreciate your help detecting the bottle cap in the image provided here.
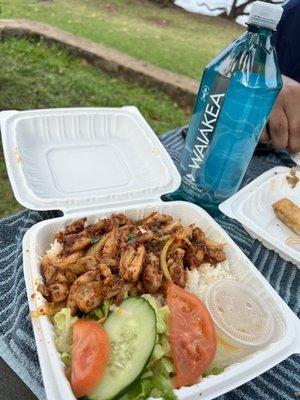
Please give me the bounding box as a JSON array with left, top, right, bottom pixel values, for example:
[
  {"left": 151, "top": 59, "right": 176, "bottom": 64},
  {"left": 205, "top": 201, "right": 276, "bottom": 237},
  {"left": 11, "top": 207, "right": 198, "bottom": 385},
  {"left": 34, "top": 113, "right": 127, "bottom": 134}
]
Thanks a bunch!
[
  {"left": 205, "top": 280, "right": 274, "bottom": 349},
  {"left": 248, "top": 1, "right": 283, "bottom": 30}
]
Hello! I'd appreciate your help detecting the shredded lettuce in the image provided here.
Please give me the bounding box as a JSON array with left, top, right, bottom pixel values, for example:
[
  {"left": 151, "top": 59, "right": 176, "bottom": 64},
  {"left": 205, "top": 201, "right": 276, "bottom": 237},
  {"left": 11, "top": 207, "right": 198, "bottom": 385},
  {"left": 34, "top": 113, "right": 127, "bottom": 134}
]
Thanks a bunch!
[
  {"left": 161, "top": 334, "right": 172, "bottom": 358},
  {"left": 157, "top": 306, "right": 170, "bottom": 334},
  {"left": 53, "top": 308, "right": 77, "bottom": 366},
  {"left": 91, "top": 235, "right": 100, "bottom": 244},
  {"left": 203, "top": 365, "right": 225, "bottom": 377},
  {"left": 123, "top": 291, "right": 129, "bottom": 300},
  {"left": 150, "top": 344, "right": 165, "bottom": 364},
  {"left": 61, "top": 352, "right": 72, "bottom": 366},
  {"left": 160, "top": 357, "right": 175, "bottom": 377},
  {"left": 135, "top": 295, "right": 176, "bottom": 399},
  {"left": 102, "top": 299, "right": 112, "bottom": 319},
  {"left": 85, "top": 299, "right": 112, "bottom": 321},
  {"left": 128, "top": 364, "right": 176, "bottom": 400},
  {"left": 53, "top": 307, "right": 77, "bottom": 354},
  {"left": 141, "top": 370, "right": 154, "bottom": 380},
  {"left": 86, "top": 307, "right": 103, "bottom": 321},
  {"left": 151, "top": 375, "right": 177, "bottom": 400},
  {"left": 127, "top": 379, "right": 153, "bottom": 400},
  {"left": 142, "top": 294, "right": 170, "bottom": 334}
]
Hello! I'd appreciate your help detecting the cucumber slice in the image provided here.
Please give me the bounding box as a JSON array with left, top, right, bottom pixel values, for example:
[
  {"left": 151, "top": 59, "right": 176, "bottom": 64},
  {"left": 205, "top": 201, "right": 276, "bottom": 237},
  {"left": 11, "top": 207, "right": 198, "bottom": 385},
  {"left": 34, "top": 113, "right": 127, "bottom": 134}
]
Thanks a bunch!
[{"left": 88, "top": 297, "right": 156, "bottom": 400}]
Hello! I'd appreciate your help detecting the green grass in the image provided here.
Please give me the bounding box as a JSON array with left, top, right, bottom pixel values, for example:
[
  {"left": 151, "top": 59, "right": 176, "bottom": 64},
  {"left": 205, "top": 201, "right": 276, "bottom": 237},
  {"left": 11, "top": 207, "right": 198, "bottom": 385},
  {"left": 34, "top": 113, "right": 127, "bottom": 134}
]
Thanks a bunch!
[
  {"left": 1, "top": 0, "right": 243, "bottom": 80},
  {"left": 0, "top": 37, "right": 189, "bottom": 217}
]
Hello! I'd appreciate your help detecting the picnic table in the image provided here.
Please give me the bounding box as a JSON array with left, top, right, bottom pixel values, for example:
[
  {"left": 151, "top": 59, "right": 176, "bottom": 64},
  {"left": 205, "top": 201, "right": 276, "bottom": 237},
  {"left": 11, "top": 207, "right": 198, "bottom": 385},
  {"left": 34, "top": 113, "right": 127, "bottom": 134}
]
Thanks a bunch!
[{"left": 0, "top": 128, "right": 299, "bottom": 400}]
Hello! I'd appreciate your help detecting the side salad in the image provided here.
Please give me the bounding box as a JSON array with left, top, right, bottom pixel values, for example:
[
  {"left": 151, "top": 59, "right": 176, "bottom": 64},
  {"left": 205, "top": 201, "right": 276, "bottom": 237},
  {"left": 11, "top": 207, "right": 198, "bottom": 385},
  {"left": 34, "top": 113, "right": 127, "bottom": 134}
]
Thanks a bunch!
[
  {"left": 35, "top": 212, "right": 227, "bottom": 399},
  {"left": 53, "top": 285, "right": 218, "bottom": 400}
]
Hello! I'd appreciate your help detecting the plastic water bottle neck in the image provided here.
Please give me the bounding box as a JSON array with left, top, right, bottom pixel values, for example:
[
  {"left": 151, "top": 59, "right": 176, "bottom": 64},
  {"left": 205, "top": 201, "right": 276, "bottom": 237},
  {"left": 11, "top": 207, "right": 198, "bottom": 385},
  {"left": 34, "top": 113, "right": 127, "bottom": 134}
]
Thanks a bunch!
[{"left": 246, "top": 24, "right": 274, "bottom": 36}]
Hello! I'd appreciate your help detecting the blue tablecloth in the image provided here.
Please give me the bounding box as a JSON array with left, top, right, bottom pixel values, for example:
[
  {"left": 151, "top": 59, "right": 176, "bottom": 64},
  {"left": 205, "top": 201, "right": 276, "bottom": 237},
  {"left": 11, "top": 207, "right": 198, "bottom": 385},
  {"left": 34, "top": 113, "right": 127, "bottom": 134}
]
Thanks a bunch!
[{"left": 0, "top": 128, "right": 299, "bottom": 400}]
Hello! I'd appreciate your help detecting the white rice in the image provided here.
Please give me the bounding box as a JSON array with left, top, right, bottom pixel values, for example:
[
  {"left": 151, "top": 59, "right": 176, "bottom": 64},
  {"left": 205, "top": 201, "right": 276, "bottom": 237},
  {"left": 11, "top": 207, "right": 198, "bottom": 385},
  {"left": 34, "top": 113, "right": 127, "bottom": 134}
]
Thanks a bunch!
[
  {"left": 45, "top": 239, "right": 63, "bottom": 261},
  {"left": 185, "top": 261, "right": 235, "bottom": 300}
]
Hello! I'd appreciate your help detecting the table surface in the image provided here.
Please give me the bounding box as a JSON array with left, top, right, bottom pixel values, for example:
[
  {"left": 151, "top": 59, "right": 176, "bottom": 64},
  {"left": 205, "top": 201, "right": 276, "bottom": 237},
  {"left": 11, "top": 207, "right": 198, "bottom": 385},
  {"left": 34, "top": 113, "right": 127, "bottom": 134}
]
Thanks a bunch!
[{"left": 0, "top": 134, "right": 298, "bottom": 400}]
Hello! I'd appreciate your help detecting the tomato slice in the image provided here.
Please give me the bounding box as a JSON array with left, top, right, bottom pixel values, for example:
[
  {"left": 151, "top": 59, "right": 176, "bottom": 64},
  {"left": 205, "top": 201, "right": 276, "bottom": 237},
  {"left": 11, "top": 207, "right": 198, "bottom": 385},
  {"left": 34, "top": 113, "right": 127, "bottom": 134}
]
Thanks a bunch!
[
  {"left": 167, "top": 283, "right": 216, "bottom": 388},
  {"left": 71, "top": 320, "right": 109, "bottom": 397}
]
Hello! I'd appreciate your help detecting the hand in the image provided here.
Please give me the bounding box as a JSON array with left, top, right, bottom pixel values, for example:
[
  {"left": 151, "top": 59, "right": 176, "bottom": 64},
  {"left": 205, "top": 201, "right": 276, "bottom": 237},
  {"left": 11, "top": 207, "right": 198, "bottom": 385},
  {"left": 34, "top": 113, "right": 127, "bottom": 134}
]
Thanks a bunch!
[{"left": 260, "top": 75, "right": 300, "bottom": 154}]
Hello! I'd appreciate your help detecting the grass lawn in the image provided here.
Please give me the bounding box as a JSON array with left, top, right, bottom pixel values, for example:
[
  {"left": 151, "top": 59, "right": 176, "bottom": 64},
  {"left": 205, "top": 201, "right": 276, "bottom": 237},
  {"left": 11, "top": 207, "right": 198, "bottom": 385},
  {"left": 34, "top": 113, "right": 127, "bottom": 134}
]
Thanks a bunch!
[
  {"left": 1, "top": 0, "right": 243, "bottom": 80},
  {"left": 0, "top": 37, "right": 189, "bottom": 217}
]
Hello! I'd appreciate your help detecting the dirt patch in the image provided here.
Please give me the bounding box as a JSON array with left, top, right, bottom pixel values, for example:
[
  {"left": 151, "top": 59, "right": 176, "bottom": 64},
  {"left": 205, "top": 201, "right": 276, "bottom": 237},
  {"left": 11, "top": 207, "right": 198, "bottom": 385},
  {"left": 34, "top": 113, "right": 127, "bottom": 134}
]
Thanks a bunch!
[
  {"left": 145, "top": 16, "right": 173, "bottom": 27},
  {"left": 79, "top": 58, "right": 92, "bottom": 68}
]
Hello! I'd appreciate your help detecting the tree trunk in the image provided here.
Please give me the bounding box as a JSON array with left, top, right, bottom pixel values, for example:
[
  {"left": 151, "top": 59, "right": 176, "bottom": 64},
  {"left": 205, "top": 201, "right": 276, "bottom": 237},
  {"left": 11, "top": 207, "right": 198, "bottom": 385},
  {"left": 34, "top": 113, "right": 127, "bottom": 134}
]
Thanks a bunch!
[{"left": 228, "top": 0, "right": 257, "bottom": 19}]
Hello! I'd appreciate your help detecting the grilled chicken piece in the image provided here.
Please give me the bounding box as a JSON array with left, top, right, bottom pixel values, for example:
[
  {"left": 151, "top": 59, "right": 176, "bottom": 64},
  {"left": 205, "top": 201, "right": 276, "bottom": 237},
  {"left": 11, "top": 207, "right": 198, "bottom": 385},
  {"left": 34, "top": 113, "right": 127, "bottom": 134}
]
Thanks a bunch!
[
  {"left": 177, "top": 225, "right": 194, "bottom": 239},
  {"left": 103, "top": 275, "right": 124, "bottom": 299},
  {"left": 48, "top": 283, "right": 69, "bottom": 303},
  {"left": 184, "top": 227, "right": 207, "bottom": 269},
  {"left": 55, "top": 272, "right": 69, "bottom": 284},
  {"left": 111, "top": 214, "right": 132, "bottom": 227},
  {"left": 102, "top": 228, "right": 118, "bottom": 259},
  {"left": 97, "top": 257, "right": 117, "bottom": 269},
  {"left": 86, "top": 219, "right": 108, "bottom": 236},
  {"left": 75, "top": 281, "right": 103, "bottom": 313},
  {"left": 141, "top": 213, "right": 173, "bottom": 230},
  {"left": 63, "top": 232, "right": 91, "bottom": 253},
  {"left": 142, "top": 253, "right": 162, "bottom": 293},
  {"left": 65, "top": 271, "right": 77, "bottom": 284},
  {"left": 193, "top": 227, "right": 206, "bottom": 242},
  {"left": 167, "top": 248, "right": 186, "bottom": 288},
  {"left": 102, "top": 214, "right": 132, "bottom": 233},
  {"left": 119, "top": 224, "right": 134, "bottom": 233},
  {"left": 67, "top": 256, "right": 97, "bottom": 275},
  {"left": 184, "top": 244, "right": 205, "bottom": 269},
  {"left": 204, "top": 239, "right": 226, "bottom": 264},
  {"left": 132, "top": 232, "right": 155, "bottom": 245},
  {"left": 97, "top": 263, "right": 112, "bottom": 278},
  {"left": 128, "top": 281, "right": 144, "bottom": 296},
  {"left": 55, "top": 250, "right": 85, "bottom": 269},
  {"left": 205, "top": 246, "right": 226, "bottom": 264},
  {"left": 119, "top": 245, "right": 146, "bottom": 283},
  {"left": 67, "top": 270, "right": 98, "bottom": 315},
  {"left": 41, "top": 262, "right": 57, "bottom": 285},
  {"left": 161, "top": 220, "right": 183, "bottom": 235},
  {"left": 86, "top": 234, "right": 108, "bottom": 258},
  {"left": 37, "top": 283, "right": 50, "bottom": 299},
  {"left": 55, "top": 218, "right": 86, "bottom": 242}
]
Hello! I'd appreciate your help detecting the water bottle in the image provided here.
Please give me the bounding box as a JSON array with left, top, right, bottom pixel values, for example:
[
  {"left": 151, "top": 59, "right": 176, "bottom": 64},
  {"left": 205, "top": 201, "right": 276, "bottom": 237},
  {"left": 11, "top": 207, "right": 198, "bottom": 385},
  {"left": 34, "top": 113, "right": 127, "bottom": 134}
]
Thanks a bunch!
[{"left": 175, "top": 1, "right": 283, "bottom": 211}]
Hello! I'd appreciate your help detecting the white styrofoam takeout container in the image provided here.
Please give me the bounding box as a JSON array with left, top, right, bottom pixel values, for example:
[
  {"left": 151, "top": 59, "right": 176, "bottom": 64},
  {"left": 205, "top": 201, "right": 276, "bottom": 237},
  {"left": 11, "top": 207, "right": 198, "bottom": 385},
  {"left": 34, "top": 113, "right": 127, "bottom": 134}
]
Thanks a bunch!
[
  {"left": 1, "top": 107, "right": 300, "bottom": 400},
  {"left": 219, "top": 166, "right": 300, "bottom": 268}
]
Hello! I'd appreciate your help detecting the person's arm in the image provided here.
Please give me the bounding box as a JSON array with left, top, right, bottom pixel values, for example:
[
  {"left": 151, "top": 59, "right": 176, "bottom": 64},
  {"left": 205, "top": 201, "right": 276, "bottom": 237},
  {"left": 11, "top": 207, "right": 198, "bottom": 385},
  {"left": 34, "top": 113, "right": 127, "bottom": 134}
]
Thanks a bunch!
[
  {"left": 265, "top": 75, "right": 300, "bottom": 153},
  {"left": 263, "top": 0, "right": 300, "bottom": 153}
]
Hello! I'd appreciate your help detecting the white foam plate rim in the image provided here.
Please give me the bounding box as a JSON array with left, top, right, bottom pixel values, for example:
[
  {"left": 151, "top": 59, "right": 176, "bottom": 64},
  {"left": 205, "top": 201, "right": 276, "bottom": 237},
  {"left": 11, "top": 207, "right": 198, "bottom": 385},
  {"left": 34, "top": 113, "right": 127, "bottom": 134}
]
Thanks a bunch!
[
  {"left": 23, "top": 200, "right": 300, "bottom": 400},
  {"left": 219, "top": 166, "right": 300, "bottom": 268}
]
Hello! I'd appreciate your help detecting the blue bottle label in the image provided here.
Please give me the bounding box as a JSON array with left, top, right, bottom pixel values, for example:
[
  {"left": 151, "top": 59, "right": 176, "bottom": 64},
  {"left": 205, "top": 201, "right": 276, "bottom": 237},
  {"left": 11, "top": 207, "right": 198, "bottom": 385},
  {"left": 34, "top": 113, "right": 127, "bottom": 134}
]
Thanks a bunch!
[{"left": 186, "top": 75, "right": 229, "bottom": 183}]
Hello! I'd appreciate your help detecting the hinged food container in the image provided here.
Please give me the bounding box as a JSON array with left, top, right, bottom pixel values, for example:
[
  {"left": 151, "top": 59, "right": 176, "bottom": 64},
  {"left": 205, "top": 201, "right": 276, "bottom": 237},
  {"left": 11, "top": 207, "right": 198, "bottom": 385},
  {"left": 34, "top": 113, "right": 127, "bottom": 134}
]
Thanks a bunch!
[
  {"left": 219, "top": 166, "right": 300, "bottom": 268},
  {"left": 1, "top": 107, "right": 300, "bottom": 400}
]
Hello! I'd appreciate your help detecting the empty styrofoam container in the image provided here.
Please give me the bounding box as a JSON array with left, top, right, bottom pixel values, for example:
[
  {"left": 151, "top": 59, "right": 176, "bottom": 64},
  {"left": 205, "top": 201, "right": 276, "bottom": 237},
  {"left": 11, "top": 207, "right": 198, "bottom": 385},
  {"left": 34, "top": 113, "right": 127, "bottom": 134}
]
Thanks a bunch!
[
  {"left": 1, "top": 107, "right": 300, "bottom": 400},
  {"left": 219, "top": 166, "right": 300, "bottom": 268}
]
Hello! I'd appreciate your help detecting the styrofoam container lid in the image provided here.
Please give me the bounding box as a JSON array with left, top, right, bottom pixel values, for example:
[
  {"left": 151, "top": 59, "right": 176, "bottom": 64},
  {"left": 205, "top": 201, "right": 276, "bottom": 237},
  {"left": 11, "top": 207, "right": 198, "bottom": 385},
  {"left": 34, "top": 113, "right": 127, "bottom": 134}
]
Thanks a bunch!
[
  {"left": 0, "top": 107, "right": 181, "bottom": 214},
  {"left": 205, "top": 280, "right": 274, "bottom": 349},
  {"left": 219, "top": 166, "right": 300, "bottom": 268}
]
